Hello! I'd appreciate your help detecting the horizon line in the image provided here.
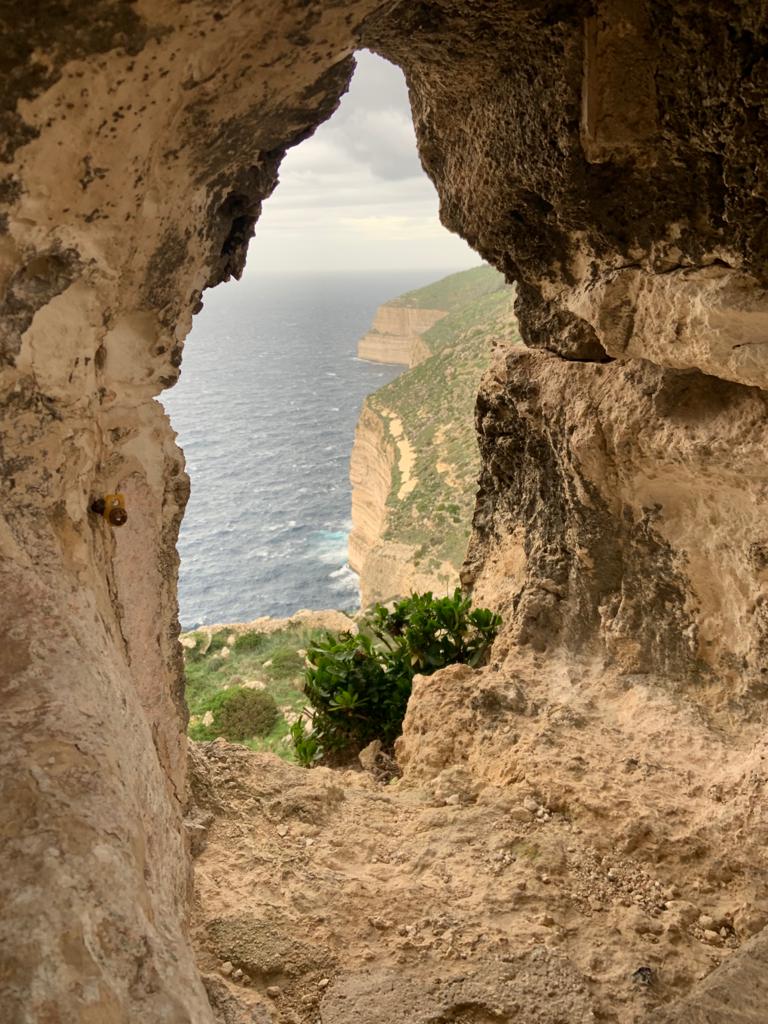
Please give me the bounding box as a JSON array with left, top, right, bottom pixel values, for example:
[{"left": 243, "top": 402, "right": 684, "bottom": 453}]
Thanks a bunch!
[{"left": 241, "top": 263, "right": 486, "bottom": 275}]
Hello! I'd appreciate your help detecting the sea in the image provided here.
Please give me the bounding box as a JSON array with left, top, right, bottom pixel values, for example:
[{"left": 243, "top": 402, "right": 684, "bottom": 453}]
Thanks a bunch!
[{"left": 161, "top": 270, "right": 449, "bottom": 629}]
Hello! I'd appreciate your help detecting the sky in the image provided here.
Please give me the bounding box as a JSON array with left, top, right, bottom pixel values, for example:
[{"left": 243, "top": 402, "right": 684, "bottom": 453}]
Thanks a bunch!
[{"left": 245, "top": 50, "right": 480, "bottom": 274}]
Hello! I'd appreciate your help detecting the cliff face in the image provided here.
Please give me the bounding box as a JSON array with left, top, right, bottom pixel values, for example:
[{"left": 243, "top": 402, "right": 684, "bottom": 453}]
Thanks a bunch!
[
  {"left": 5, "top": 3, "right": 768, "bottom": 1022},
  {"left": 464, "top": 350, "right": 768, "bottom": 687},
  {"left": 0, "top": 5, "right": 382, "bottom": 1021},
  {"left": 363, "top": 1, "right": 768, "bottom": 696},
  {"left": 349, "top": 402, "right": 457, "bottom": 605},
  {"left": 357, "top": 305, "right": 446, "bottom": 366},
  {"left": 348, "top": 404, "right": 393, "bottom": 586},
  {"left": 350, "top": 267, "right": 519, "bottom": 606}
]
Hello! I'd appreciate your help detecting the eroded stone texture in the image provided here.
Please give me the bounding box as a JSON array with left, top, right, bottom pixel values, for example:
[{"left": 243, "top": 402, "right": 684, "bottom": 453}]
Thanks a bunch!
[
  {"left": 0, "top": 3, "right": 387, "bottom": 1021},
  {"left": 190, "top": 708, "right": 768, "bottom": 1024},
  {"left": 362, "top": 1, "right": 768, "bottom": 680},
  {"left": 320, "top": 957, "right": 595, "bottom": 1024},
  {"left": 4, "top": 1, "right": 768, "bottom": 1022},
  {"left": 348, "top": 403, "right": 458, "bottom": 605},
  {"left": 367, "top": 1, "right": 768, "bottom": 377},
  {"left": 356, "top": 305, "right": 446, "bottom": 366},
  {"left": 464, "top": 346, "right": 768, "bottom": 689}
]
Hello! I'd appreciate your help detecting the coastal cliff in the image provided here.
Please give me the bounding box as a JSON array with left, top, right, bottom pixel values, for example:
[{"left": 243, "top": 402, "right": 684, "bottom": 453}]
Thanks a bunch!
[
  {"left": 349, "top": 403, "right": 457, "bottom": 604},
  {"left": 10, "top": 6, "right": 768, "bottom": 1022},
  {"left": 356, "top": 265, "right": 507, "bottom": 367},
  {"left": 349, "top": 266, "right": 520, "bottom": 606},
  {"left": 348, "top": 404, "right": 393, "bottom": 582},
  {"left": 357, "top": 306, "right": 446, "bottom": 366}
]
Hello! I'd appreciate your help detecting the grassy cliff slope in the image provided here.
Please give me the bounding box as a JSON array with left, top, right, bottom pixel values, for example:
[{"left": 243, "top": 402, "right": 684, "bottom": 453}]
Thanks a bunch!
[
  {"left": 388, "top": 265, "right": 506, "bottom": 314},
  {"left": 351, "top": 266, "right": 522, "bottom": 603}
]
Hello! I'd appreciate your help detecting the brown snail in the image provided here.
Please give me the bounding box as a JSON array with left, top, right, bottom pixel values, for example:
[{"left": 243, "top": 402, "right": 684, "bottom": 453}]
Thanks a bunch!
[{"left": 90, "top": 493, "right": 128, "bottom": 527}]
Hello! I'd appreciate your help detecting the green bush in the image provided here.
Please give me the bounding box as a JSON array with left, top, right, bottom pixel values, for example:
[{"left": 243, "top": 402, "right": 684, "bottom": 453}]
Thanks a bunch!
[
  {"left": 291, "top": 589, "right": 501, "bottom": 766},
  {"left": 190, "top": 686, "right": 278, "bottom": 742},
  {"left": 232, "top": 630, "right": 265, "bottom": 654},
  {"left": 290, "top": 719, "right": 321, "bottom": 767},
  {"left": 264, "top": 645, "right": 306, "bottom": 680}
]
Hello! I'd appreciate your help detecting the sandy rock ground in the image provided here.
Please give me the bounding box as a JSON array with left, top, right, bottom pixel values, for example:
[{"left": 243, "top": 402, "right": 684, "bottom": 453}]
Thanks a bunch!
[{"left": 188, "top": 651, "right": 768, "bottom": 1024}]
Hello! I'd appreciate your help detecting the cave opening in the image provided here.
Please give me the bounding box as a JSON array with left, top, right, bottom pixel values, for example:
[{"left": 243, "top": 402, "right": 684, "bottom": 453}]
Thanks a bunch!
[
  {"left": 161, "top": 49, "right": 485, "bottom": 632},
  {"left": 8, "top": 5, "right": 768, "bottom": 1022}
]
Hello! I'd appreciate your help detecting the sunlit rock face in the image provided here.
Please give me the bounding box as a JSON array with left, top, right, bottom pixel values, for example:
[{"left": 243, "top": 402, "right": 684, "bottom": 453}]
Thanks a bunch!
[
  {"left": 0, "top": 3, "right": 380, "bottom": 1020},
  {"left": 366, "top": 1, "right": 768, "bottom": 685},
  {"left": 356, "top": 305, "right": 445, "bottom": 366},
  {"left": 368, "top": 2, "right": 768, "bottom": 376},
  {"left": 3, "top": 1, "right": 768, "bottom": 1022}
]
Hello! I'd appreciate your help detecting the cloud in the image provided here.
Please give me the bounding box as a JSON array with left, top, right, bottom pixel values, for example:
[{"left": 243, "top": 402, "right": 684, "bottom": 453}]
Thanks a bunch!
[
  {"left": 246, "top": 50, "right": 478, "bottom": 273},
  {"left": 340, "top": 214, "right": 450, "bottom": 241},
  {"left": 273, "top": 53, "right": 424, "bottom": 191},
  {"left": 323, "top": 51, "right": 425, "bottom": 181}
]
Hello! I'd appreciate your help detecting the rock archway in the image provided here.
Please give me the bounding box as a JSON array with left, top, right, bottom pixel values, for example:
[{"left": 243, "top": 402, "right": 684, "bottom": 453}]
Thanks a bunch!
[{"left": 2, "top": 2, "right": 768, "bottom": 1021}]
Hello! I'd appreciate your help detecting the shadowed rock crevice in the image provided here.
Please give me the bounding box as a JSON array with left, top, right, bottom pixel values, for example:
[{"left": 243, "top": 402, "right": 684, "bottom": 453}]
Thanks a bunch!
[
  {"left": 464, "top": 352, "right": 705, "bottom": 678},
  {"left": 0, "top": 248, "right": 83, "bottom": 365},
  {"left": 367, "top": 1, "right": 768, "bottom": 379},
  {"left": 465, "top": 349, "right": 768, "bottom": 690},
  {"left": 514, "top": 281, "right": 612, "bottom": 362}
]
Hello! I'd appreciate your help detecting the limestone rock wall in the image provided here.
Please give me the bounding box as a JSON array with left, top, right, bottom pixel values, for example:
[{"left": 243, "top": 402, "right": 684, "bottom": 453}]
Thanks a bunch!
[
  {"left": 357, "top": 305, "right": 446, "bottom": 366},
  {"left": 463, "top": 347, "right": 768, "bottom": 691},
  {"left": 348, "top": 403, "right": 395, "bottom": 595},
  {"left": 355, "top": 539, "right": 458, "bottom": 608},
  {"left": 5, "top": 1, "right": 768, "bottom": 1021},
  {"left": 366, "top": 1, "right": 768, "bottom": 368},
  {"left": 364, "top": 1, "right": 768, "bottom": 682},
  {"left": 0, "top": 3, "right": 384, "bottom": 1020}
]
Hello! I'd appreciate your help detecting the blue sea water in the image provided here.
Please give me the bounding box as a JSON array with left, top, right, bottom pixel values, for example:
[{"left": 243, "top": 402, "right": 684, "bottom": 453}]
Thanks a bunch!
[{"left": 161, "top": 270, "right": 450, "bottom": 629}]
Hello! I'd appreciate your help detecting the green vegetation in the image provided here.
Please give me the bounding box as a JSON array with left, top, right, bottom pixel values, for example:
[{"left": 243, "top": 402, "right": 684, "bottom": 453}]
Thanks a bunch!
[
  {"left": 291, "top": 590, "right": 502, "bottom": 766},
  {"left": 388, "top": 264, "right": 506, "bottom": 313},
  {"left": 189, "top": 687, "right": 278, "bottom": 742},
  {"left": 183, "top": 625, "right": 328, "bottom": 760},
  {"left": 367, "top": 266, "right": 523, "bottom": 575},
  {"left": 185, "top": 266, "right": 517, "bottom": 762}
]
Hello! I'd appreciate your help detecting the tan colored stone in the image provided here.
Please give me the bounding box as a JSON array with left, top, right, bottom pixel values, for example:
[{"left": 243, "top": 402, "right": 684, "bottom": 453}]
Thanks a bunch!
[
  {"left": 357, "top": 305, "right": 446, "bottom": 367},
  {"left": 348, "top": 404, "right": 458, "bottom": 606},
  {"left": 0, "top": 3, "right": 384, "bottom": 1020},
  {"left": 5, "top": 3, "right": 768, "bottom": 1022}
]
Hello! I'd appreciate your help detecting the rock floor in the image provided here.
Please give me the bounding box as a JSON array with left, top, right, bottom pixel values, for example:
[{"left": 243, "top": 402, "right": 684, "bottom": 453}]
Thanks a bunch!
[{"left": 188, "top": 654, "right": 768, "bottom": 1024}]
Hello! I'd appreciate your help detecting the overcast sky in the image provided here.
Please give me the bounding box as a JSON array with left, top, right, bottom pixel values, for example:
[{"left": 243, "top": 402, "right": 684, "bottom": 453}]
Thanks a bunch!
[{"left": 245, "top": 50, "right": 480, "bottom": 274}]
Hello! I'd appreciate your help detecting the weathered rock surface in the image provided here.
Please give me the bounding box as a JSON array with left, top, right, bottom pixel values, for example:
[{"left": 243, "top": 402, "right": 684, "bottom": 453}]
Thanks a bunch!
[
  {"left": 0, "top": 3, "right": 382, "bottom": 1020},
  {"left": 357, "top": 305, "right": 446, "bottom": 366},
  {"left": 320, "top": 956, "right": 595, "bottom": 1024},
  {"left": 188, "top": 644, "right": 768, "bottom": 1024},
  {"left": 5, "top": 1, "right": 768, "bottom": 1021},
  {"left": 349, "top": 404, "right": 456, "bottom": 605},
  {"left": 187, "top": 609, "right": 357, "bottom": 640},
  {"left": 350, "top": 267, "right": 517, "bottom": 606},
  {"left": 348, "top": 403, "right": 395, "bottom": 594},
  {"left": 464, "top": 346, "right": 768, "bottom": 690},
  {"left": 366, "top": 2, "right": 768, "bottom": 376}
]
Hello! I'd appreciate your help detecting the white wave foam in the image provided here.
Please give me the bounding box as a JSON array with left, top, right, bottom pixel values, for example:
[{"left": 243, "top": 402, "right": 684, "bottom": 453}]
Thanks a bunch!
[{"left": 329, "top": 564, "right": 360, "bottom": 592}]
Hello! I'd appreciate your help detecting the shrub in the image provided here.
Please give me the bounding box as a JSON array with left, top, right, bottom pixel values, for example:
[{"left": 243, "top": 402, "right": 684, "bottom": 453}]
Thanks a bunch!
[
  {"left": 264, "top": 645, "right": 306, "bottom": 680},
  {"left": 292, "top": 589, "right": 501, "bottom": 766},
  {"left": 290, "top": 719, "right": 321, "bottom": 767},
  {"left": 184, "top": 633, "right": 206, "bottom": 664},
  {"left": 206, "top": 630, "right": 230, "bottom": 656},
  {"left": 233, "top": 630, "right": 265, "bottom": 654},
  {"left": 191, "top": 686, "right": 278, "bottom": 742}
]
